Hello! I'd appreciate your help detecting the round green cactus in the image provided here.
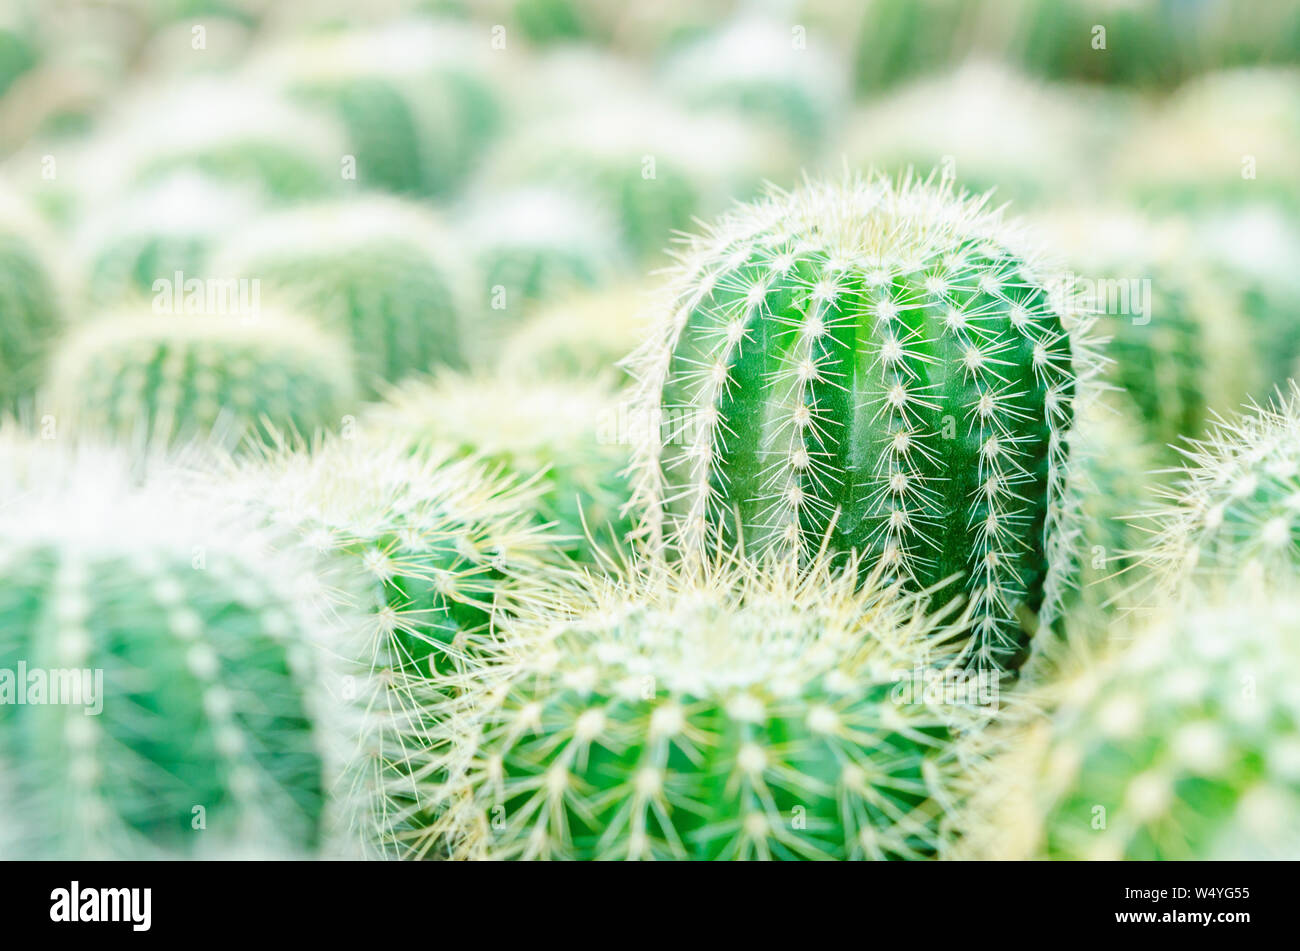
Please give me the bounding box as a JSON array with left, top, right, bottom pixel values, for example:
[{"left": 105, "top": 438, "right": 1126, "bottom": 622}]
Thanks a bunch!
[
  {"left": 76, "top": 172, "right": 265, "bottom": 310},
  {"left": 627, "top": 173, "right": 1099, "bottom": 670},
  {"left": 0, "top": 186, "right": 63, "bottom": 410},
  {"left": 1141, "top": 381, "right": 1300, "bottom": 594},
  {"left": 363, "top": 372, "right": 634, "bottom": 561},
  {"left": 464, "top": 185, "right": 629, "bottom": 314},
  {"left": 498, "top": 284, "right": 647, "bottom": 382},
  {"left": 256, "top": 19, "right": 500, "bottom": 196},
  {"left": 0, "top": 6, "right": 38, "bottom": 99},
  {"left": 430, "top": 553, "right": 992, "bottom": 860},
  {"left": 963, "top": 592, "right": 1300, "bottom": 860},
  {"left": 208, "top": 433, "right": 557, "bottom": 856},
  {"left": 47, "top": 309, "right": 357, "bottom": 449},
  {"left": 213, "top": 197, "right": 469, "bottom": 395},
  {"left": 0, "top": 436, "right": 350, "bottom": 859}
]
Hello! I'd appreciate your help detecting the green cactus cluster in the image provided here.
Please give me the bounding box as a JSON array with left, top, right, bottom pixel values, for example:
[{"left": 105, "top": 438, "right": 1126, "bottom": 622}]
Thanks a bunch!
[
  {"left": 0, "top": 186, "right": 63, "bottom": 410},
  {"left": 46, "top": 309, "right": 356, "bottom": 449},
  {"left": 0, "top": 434, "right": 353, "bottom": 859},
  {"left": 363, "top": 371, "right": 633, "bottom": 560},
  {"left": 214, "top": 197, "right": 469, "bottom": 395},
  {"left": 430, "top": 552, "right": 991, "bottom": 860},
  {"left": 963, "top": 591, "right": 1300, "bottom": 860},
  {"left": 627, "top": 173, "right": 1100, "bottom": 670}
]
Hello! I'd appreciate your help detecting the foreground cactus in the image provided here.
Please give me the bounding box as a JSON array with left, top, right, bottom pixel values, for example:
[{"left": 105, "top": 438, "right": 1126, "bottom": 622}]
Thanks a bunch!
[
  {"left": 363, "top": 372, "right": 634, "bottom": 560},
  {"left": 1141, "top": 381, "right": 1300, "bottom": 593},
  {"left": 47, "top": 309, "right": 356, "bottom": 449},
  {"left": 213, "top": 198, "right": 469, "bottom": 395},
  {"left": 0, "top": 186, "right": 63, "bottom": 409},
  {"left": 962, "top": 591, "right": 1300, "bottom": 860},
  {"left": 628, "top": 173, "right": 1098, "bottom": 670},
  {"left": 0, "top": 436, "right": 349, "bottom": 859},
  {"left": 431, "top": 552, "right": 992, "bottom": 860}
]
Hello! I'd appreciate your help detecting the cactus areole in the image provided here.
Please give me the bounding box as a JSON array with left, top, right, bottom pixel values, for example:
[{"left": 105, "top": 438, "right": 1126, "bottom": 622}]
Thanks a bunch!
[{"left": 629, "top": 175, "right": 1086, "bottom": 670}]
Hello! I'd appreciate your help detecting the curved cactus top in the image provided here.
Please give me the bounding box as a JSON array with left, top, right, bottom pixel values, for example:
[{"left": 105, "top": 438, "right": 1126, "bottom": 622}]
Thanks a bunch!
[
  {"left": 0, "top": 433, "right": 355, "bottom": 858},
  {"left": 660, "top": 14, "right": 848, "bottom": 144},
  {"left": 430, "top": 551, "right": 990, "bottom": 860},
  {"left": 213, "top": 196, "right": 470, "bottom": 391},
  {"left": 362, "top": 371, "right": 632, "bottom": 559},
  {"left": 1141, "top": 381, "right": 1300, "bottom": 595},
  {"left": 46, "top": 308, "right": 357, "bottom": 450},
  {"left": 0, "top": 184, "right": 65, "bottom": 409},
  {"left": 963, "top": 591, "right": 1300, "bottom": 860},
  {"left": 627, "top": 172, "right": 1100, "bottom": 670},
  {"left": 499, "top": 283, "right": 648, "bottom": 381}
]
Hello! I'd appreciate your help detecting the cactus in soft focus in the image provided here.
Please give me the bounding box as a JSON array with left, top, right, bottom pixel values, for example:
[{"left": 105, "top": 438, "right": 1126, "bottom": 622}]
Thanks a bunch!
[
  {"left": 963, "top": 592, "right": 1300, "bottom": 860},
  {"left": 0, "top": 6, "right": 37, "bottom": 98},
  {"left": 209, "top": 434, "right": 554, "bottom": 856},
  {"left": 255, "top": 20, "right": 500, "bottom": 196},
  {"left": 483, "top": 100, "right": 782, "bottom": 258},
  {"left": 76, "top": 172, "right": 265, "bottom": 309},
  {"left": 431, "top": 552, "right": 992, "bottom": 860},
  {"left": 499, "top": 285, "right": 647, "bottom": 382},
  {"left": 47, "top": 310, "right": 356, "bottom": 449},
  {"left": 628, "top": 173, "right": 1098, "bottom": 670},
  {"left": 0, "top": 436, "right": 346, "bottom": 859},
  {"left": 661, "top": 15, "right": 847, "bottom": 145},
  {"left": 464, "top": 185, "right": 629, "bottom": 313},
  {"left": 363, "top": 372, "right": 633, "bottom": 560},
  {"left": 0, "top": 186, "right": 63, "bottom": 409},
  {"left": 213, "top": 197, "right": 469, "bottom": 395},
  {"left": 1141, "top": 382, "right": 1300, "bottom": 594}
]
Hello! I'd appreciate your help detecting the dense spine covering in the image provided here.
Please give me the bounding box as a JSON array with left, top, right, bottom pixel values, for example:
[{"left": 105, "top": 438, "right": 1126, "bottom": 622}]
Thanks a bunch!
[
  {"left": 214, "top": 198, "right": 468, "bottom": 396},
  {"left": 0, "top": 187, "right": 63, "bottom": 409},
  {"left": 0, "top": 438, "right": 347, "bottom": 859},
  {"left": 1141, "top": 382, "right": 1300, "bottom": 593},
  {"left": 47, "top": 310, "right": 356, "bottom": 449},
  {"left": 430, "top": 553, "right": 992, "bottom": 860},
  {"left": 962, "top": 592, "right": 1300, "bottom": 860},
  {"left": 628, "top": 173, "right": 1098, "bottom": 670},
  {"left": 363, "top": 372, "right": 634, "bottom": 561}
]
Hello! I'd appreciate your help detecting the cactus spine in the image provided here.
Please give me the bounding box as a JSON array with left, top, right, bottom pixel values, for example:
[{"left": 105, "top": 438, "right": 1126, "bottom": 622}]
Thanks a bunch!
[
  {"left": 0, "top": 437, "right": 347, "bottom": 859},
  {"left": 431, "top": 553, "right": 990, "bottom": 860},
  {"left": 628, "top": 173, "right": 1097, "bottom": 670},
  {"left": 47, "top": 309, "right": 357, "bottom": 449}
]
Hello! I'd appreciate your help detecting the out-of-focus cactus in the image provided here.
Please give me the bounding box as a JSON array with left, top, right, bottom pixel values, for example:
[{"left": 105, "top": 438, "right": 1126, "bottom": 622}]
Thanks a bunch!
[
  {"left": 1040, "top": 207, "right": 1258, "bottom": 455},
  {"left": 75, "top": 172, "right": 265, "bottom": 309},
  {"left": 253, "top": 19, "right": 500, "bottom": 196},
  {"left": 46, "top": 309, "right": 356, "bottom": 449},
  {"left": 627, "top": 173, "right": 1099, "bottom": 670},
  {"left": 0, "top": 435, "right": 350, "bottom": 859},
  {"left": 430, "top": 552, "right": 993, "bottom": 860},
  {"left": 962, "top": 592, "right": 1300, "bottom": 860},
  {"left": 0, "top": 6, "right": 38, "bottom": 100},
  {"left": 660, "top": 14, "right": 847, "bottom": 146},
  {"left": 499, "top": 284, "right": 647, "bottom": 382},
  {"left": 481, "top": 100, "right": 784, "bottom": 259},
  {"left": 0, "top": 185, "right": 63, "bottom": 409},
  {"left": 1141, "top": 382, "right": 1300, "bottom": 594},
  {"left": 463, "top": 185, "right": 629, "bottom": 314},
  {"left": 213, "top": 197, "right": 470, "bottom": 395},
  {"left": 363, "top": 372, "right": 633, "bottom": 560}
]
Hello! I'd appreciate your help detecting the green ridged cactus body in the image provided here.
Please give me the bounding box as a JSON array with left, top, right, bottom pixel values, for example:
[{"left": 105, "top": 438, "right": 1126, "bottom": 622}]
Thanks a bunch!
[
  {"left": 0, "top": 186, "right": 63, "bottom": 409},
  {"left": 431, "top": 554, "right": 991, "bottom": 860},
  {"left": 214, "top": 198, "right": 469, "bottom": 394},
  {"left": 257, "top": 20, "right": 500, "bottom": 196},
  {"left": 628, "top": 174, "right": 1097, "bottom": 670},
  {"left": 0, "top": 438, "right": 349, "bottom": 859},
  {"left": 1142, "top": 382, "right": 1300, "bottom": 594},
  {"left": 363, "top": 372, "right": 633, "bottom": 561},
  {"left": 964, "top": 593, "right": 1300, "bottom": 860},
  {"left": 47, "top": 309, "right": 356, "bottom": 448}
]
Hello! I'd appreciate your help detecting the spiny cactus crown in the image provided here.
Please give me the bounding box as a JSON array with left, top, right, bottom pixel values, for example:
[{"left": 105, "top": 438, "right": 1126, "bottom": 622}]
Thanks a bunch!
[
  {"left": 47, "top": 309, "right": 357, "bottom": 449},
  {"left": 1142, "top": 381, "right": 1300, "bottom": 593},
  {"left": 430, "top": 552, "right": 992, "bottom": 860},
  {"left": 628, "top": 172, "right": 1098, "bottom": 669},
  {"left": 0, "top": 436, "right": 351, "bottom": 859},
  {"left": 964, "top": 590, "right": 1300, "bottom": 860},
  {"left": 213, "top": 197, "right": 468, "bottom": 393}
]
